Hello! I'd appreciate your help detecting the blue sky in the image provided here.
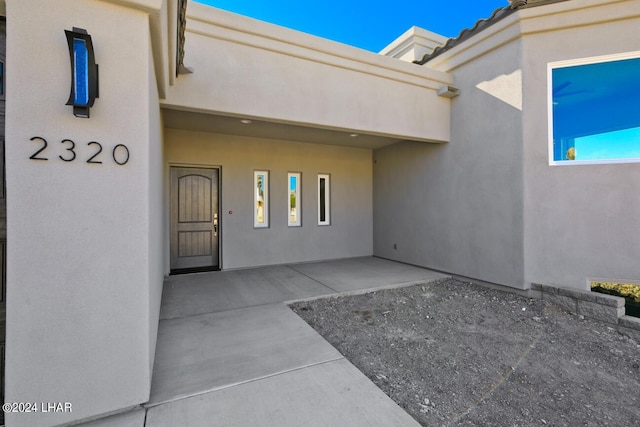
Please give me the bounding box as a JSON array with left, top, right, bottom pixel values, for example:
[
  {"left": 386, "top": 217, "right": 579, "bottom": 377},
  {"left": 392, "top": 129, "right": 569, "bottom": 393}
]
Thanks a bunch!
[
  {"left": 576, "top": 127, "right": 640, "bottom": 161},
  {"left": 194, "top": 0, "right": 509, "bottom": 52}
]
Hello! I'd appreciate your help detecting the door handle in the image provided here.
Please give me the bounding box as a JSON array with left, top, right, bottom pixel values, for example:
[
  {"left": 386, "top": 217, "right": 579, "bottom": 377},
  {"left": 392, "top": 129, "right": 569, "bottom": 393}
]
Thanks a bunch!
[{"left": 213, "top": 213, "right": 218, "bottom": 237}]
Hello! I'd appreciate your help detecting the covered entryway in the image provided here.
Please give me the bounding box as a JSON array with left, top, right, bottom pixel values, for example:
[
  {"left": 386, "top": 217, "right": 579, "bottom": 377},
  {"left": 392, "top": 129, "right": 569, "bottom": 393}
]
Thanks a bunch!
[
  {"left": 160, "top": 2, "right": 452, "bottom": 275},
  {"left": 170, "top": 166, "right": 220, "bottom": 273}
]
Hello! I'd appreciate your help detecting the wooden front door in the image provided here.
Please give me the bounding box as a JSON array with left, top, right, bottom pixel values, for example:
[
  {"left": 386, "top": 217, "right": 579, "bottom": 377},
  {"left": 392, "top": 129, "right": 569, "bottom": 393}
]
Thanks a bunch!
[{"left": 170, "top": 167, "right": 220, "bottom": 273}]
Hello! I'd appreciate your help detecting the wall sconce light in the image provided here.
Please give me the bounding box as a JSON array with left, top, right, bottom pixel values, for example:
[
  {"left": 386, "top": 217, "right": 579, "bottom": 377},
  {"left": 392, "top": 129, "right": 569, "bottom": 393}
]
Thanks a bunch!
[
  {"left": 65, "top": 27, "right": 99, "bottom": 118},
  {"left": 437, "top": 85, "right": 460, "bottom": 98}
]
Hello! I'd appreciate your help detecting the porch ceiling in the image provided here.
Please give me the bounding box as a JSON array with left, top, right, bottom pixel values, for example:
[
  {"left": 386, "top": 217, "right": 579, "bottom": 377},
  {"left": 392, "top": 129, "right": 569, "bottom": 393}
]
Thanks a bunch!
[{"left": 162, "top": 108, "right": 406, "bottom": 149}]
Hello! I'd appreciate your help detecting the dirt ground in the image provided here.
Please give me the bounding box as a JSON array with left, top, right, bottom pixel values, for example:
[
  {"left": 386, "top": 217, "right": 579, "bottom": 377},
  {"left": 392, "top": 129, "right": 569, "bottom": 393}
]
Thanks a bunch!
[{"left": 290, "top": 278, "right": 640, "bottom": 427}]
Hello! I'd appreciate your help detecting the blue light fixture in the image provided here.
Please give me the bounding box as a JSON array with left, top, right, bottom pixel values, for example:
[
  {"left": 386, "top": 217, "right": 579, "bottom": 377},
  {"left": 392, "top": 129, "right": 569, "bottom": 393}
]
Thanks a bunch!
[{"left": 65, "top": 27, "right": 99, "bottom": 118}]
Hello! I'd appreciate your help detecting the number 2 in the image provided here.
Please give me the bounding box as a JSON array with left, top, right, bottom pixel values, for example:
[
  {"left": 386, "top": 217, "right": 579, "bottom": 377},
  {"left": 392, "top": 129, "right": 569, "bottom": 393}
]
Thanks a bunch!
[
  {"left": 29, "top": 137, "right": 48, "bottom": 161},
  {"left": 86, "top": 142, "right": 103, "bottom": 164}
]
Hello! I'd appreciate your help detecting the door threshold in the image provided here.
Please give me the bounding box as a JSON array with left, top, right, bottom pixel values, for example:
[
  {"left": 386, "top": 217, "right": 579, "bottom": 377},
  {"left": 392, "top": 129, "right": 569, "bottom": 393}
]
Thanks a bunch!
[{"left": 170, "top": 266, "right": 220, "bottom": 275}]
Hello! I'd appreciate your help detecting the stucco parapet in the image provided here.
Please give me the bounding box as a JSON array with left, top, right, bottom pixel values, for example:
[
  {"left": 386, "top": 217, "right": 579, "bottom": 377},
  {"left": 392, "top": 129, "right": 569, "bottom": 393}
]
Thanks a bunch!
[
  {"left": 380, "top": 26, "right": 448, "bottom": 62},
  {"left": 99, "top": 0, "right": 170, "bottom": 98},
  {"left": 420, "top": 0, "right": 639, "bottom": 73},
  {"left": 101, "top": 0, "right": 163, "bottom": 13},
  {"left": 519, "top": 0, "right": 640, "bottom": 36},
  {"left": 422, "top": 11, "right": 522, "bottom": 72},
  {"left": 185, "top": 1, "right": 452, "bottom": 90}
]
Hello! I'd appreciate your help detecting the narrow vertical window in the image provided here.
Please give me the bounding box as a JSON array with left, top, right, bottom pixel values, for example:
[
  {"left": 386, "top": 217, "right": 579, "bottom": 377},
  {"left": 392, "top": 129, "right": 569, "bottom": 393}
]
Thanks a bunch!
[
  {"left": 288, "top": 172, "right": 301, "bottom": 227},
  {"left": 318, "top": 174, "right": 330, "bottom": 226},
  {"left": 0, "top": 62, "right": 4, "bottom": 96},
  {"left": 254, "top": 171, "right": 269, "bottom": 228}
]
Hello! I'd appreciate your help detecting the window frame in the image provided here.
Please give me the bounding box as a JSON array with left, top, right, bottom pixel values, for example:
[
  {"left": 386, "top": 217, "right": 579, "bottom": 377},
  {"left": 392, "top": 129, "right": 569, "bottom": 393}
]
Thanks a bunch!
[
  {"left": 253, "top": 170, "right": 269, "bottom": 228},
  {"left": 547, "top": 51, "right": 640, "bottom": 166}
]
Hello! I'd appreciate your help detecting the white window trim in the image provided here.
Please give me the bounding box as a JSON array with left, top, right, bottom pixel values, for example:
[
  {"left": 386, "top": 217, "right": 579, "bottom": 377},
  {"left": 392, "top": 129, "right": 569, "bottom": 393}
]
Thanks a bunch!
[
  {"left": 288, "top": 172, "right": 301, "bottom": 227},
  {"left": 547, "top": 50, "right": 640, "bottom": 166},
  {"left": 317, "top": 174, "right": 330, "bottom": 226}
]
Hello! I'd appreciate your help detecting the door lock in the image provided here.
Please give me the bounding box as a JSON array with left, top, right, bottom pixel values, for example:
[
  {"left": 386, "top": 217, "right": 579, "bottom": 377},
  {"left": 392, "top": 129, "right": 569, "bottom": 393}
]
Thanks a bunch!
[{"left": 213, "top": 213, "right": 218, "bottom": 237}]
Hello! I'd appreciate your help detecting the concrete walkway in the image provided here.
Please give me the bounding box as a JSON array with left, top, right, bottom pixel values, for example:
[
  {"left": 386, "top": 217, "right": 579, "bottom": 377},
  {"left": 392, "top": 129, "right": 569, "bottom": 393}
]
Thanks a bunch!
[{"left": 87, "top": 257, "right": 447, "bottom": 426}]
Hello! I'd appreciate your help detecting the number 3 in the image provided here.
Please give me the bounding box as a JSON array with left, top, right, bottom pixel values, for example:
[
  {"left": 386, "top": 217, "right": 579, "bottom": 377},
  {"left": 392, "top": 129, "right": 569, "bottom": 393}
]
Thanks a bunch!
[{"left": 59, "top": 139, "right": 76, "bottom": 162}]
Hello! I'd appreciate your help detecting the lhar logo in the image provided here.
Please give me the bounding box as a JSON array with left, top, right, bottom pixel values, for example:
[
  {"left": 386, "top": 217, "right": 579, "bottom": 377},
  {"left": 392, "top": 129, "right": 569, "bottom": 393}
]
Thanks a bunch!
[{"left": 65, "top": 27, "right": 99, "bottom": 118}]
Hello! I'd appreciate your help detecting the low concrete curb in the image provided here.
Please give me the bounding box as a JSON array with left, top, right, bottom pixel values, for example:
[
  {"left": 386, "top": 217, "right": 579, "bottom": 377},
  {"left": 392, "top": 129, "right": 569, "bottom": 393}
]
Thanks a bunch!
[{"left": 531, "top": 283, "right": 640, "bottom": 341}]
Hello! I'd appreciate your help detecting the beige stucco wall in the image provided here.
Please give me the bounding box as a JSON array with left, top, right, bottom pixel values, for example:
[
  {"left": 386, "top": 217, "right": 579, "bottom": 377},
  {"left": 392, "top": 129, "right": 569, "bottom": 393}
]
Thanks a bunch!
[
  {"left": 163, "top": 3, "right": 453, "bottom": 144},
  {"left": 373, "top": 37, "right": 526, "bottom": 288},
  {"left": 148, "top": 40, "right": 165, "bottom": 374},
  {"left": 4, "top": 0, "right": 164, "bottom": 425},
  {"left": 520, "top": 0, "right": 640, "bottom": 289},
  {"left": 165, "top": 129, "right": 373, "bottom": 269}
]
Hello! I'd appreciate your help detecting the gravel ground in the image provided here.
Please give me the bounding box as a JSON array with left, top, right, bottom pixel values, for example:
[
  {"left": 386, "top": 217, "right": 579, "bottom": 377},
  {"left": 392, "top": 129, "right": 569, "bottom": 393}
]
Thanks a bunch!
[{"left": 290, "top": 278, "right": 640, "bottom": 427}]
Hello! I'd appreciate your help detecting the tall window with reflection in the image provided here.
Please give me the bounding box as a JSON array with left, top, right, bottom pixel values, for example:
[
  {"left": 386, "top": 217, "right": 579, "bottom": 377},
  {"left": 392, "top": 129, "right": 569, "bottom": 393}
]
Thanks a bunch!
[
  {"left": 549, "top": 54, "right": 640, "bottom": 164},
  {"left": 288, "top": 172, "right": 301, "bottom": 227}
]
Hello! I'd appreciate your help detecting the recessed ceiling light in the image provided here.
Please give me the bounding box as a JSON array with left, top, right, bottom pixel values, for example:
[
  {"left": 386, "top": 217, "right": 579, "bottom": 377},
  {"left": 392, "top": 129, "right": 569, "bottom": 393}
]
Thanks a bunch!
[
  {"left": 350, "top": 133, "right": 359, "bottom": 137},
  {"left": 240, "top": 119, "right": 252, "bottom": 124}
]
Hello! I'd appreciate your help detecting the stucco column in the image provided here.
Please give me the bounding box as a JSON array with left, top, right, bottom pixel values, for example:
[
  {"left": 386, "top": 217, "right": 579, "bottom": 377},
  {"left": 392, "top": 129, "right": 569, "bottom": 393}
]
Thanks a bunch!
[{"left": 4, "top": 0, "right": 164, "bottom": 425}]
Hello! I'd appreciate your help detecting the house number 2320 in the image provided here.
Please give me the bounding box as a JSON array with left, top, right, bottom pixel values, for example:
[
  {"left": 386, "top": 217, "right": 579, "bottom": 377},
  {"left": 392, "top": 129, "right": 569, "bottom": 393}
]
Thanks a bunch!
[{"left": 29, "top": 137, "right": 130, "bottom": 165}]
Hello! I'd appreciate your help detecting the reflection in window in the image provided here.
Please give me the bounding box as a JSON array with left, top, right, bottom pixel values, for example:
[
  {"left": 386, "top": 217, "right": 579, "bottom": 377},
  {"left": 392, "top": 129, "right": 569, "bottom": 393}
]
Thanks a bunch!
[
  {"left": 254, "top": 171, "right": 269, "bottom": 228},
  {"left": 550, "top": 54, "right": 640, "bottom": 164},
  {"left": 318, "top": 174, "right": 330, "bottom": 226},
  {"left": 288, "top": 172, "right": 301, "bottom": 227}
]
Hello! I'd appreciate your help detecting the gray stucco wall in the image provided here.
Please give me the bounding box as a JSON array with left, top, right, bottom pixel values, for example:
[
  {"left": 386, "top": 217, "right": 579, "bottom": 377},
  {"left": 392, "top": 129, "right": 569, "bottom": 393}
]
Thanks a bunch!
[
  {"left": 522, "top": 14, "right": 640, "bottom": 289},
  {"left": 165, "top": 129, "right": 373, "bottom": 269},
  {"left": 374, "top": 39, "right": 525, "bottom": 288},
  {"left": 148, "top": 45, "right": 165, "bottom": 376}
]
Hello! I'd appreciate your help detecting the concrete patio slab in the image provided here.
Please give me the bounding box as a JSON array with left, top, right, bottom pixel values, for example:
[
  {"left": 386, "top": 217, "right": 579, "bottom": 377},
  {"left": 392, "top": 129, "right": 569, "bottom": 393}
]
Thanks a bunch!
[
  {"left": 160, "top": 265, "right": 335, "bottom": 319},
  {"left": 149, "top": 303, "right": 342, "bottom": 405},
  {"left": 145, "top": 358, "right": 420, "bottom": 427},
  {"left": 145, "top": 257, "right": 447, "bottom": 425},
  {"left": 290, "top": 256, "right": 447, "bottom": 293}
]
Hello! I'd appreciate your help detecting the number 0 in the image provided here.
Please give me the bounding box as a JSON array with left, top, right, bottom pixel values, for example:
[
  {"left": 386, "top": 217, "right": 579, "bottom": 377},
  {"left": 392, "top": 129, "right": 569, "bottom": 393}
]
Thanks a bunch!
[{"left": 112, "top": 144, "right": 130, "bottom": 165}]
